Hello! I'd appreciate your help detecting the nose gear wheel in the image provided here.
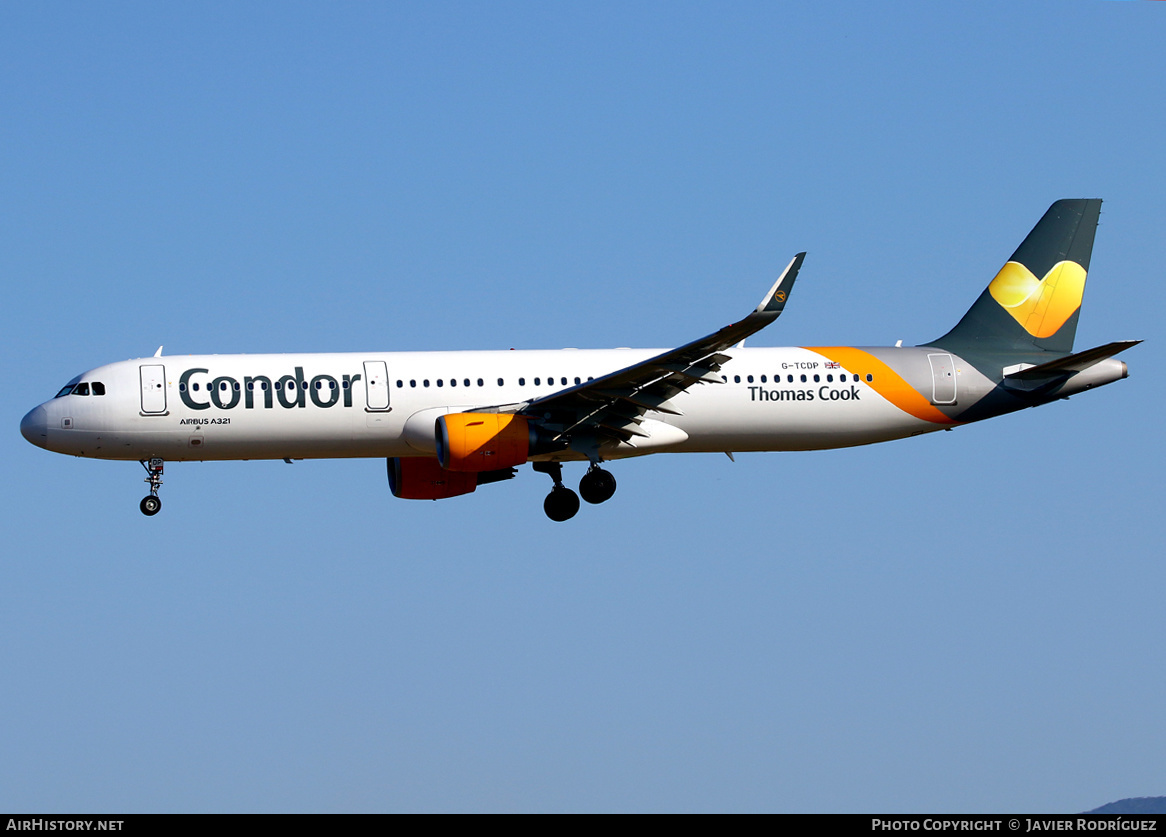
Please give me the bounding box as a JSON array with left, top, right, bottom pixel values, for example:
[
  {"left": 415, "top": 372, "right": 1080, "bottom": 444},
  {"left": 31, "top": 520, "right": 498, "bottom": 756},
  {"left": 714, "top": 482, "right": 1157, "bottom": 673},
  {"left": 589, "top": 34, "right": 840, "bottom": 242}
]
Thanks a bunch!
[{"left": 140, "top": 458, "right": 164, "bottom": 516}]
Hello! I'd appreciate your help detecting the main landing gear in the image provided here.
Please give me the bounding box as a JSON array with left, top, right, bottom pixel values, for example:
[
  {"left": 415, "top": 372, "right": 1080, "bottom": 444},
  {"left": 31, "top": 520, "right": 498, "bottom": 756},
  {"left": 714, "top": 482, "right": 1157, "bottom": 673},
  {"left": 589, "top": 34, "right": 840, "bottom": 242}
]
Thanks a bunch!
[
  {"left": 533, "top": 461, "right": 618, "bottom": 522},
  {"left": 579, "top": 464, "right": 617, "bottom": 505},
  {"left": 140, "top": 458, "right": 163, "bottom": 516},
  {"left": 533, "top": 462, "right": 579, "bottom": 522}
]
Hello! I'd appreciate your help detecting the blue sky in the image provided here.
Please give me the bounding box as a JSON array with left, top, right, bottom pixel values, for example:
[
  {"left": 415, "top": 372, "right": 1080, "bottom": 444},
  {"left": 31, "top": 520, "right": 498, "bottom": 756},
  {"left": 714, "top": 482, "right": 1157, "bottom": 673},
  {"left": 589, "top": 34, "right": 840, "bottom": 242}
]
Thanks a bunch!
[{"left": 2, "top": 1, "right": 1164, "bottom": 812}]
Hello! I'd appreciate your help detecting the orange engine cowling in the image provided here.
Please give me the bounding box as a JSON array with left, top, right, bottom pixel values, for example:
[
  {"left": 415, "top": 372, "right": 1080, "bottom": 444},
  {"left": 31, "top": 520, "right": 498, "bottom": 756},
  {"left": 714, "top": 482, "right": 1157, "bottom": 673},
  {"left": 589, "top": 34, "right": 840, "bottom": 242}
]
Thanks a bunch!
[
  {"left": 436, "top": 412, "right": 531, "bottom": 472},
  {"left": 388, "top": 457, "right": 477, "bottom": 500}
]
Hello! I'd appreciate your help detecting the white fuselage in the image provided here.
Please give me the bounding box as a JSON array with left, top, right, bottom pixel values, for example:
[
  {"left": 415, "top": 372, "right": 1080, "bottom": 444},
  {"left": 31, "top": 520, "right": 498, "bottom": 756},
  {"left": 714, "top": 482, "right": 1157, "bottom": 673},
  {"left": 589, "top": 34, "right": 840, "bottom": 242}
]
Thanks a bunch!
[{"left": 24, "top": 346, "right": 977, "bottom": 463}]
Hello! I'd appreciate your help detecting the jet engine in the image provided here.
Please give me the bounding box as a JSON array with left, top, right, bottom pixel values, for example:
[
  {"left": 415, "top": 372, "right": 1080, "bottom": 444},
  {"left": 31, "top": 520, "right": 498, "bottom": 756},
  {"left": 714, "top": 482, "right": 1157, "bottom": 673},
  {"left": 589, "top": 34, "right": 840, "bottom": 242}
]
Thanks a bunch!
[
  {"left": 388, "top": 456, "right": 477, "bottom": 500},
  {"left": 436, "top": 412, "right": 532, "bottom": 472}
]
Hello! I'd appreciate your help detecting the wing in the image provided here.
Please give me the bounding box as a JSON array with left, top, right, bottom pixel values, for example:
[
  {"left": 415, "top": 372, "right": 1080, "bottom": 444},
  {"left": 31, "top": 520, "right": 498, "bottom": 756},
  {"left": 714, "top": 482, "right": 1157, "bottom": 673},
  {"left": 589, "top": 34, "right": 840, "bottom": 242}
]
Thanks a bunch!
[{"left": 513, "top": 253, "right": 806, "bottom": 457}]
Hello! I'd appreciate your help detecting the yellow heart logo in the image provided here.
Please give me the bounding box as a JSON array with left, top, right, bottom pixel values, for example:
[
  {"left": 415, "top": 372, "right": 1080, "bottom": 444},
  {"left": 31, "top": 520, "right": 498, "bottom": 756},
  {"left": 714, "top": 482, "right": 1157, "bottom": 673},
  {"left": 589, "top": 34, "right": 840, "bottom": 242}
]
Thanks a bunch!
[{"left": 987, "top": 260, "right": 1087, "bottom": 339}]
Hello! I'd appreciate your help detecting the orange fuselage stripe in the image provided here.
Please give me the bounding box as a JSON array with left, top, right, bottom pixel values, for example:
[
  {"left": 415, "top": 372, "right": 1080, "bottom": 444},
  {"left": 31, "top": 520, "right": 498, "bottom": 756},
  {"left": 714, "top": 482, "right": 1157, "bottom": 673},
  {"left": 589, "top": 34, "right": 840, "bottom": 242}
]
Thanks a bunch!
[{"left": 805, "top": 347, "right": 957, "bottom": 425}]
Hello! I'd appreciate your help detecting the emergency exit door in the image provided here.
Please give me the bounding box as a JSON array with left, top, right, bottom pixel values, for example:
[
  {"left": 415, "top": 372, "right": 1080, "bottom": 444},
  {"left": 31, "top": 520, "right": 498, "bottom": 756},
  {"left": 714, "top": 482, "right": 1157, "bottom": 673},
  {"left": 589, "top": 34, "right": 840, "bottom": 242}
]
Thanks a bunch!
[{"left": 927, "top": 353, "right": 957, "bottom": 405}]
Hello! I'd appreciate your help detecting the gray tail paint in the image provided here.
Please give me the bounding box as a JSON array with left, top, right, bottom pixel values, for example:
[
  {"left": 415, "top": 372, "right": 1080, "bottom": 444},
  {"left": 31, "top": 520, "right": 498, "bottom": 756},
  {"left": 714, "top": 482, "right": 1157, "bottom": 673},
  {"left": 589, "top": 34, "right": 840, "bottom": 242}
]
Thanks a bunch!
[{"left": 927, "top": 199, "right": 1102, "bottom": 358}]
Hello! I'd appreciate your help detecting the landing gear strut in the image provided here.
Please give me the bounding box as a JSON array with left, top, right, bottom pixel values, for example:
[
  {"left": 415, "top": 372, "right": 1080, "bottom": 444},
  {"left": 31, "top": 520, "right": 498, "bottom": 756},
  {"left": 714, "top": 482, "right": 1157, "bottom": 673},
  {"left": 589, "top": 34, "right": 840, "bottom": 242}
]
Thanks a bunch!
[
  {"left": 140, "top": 458, "right": 163, "bottom": 516},
  {"left": 579, "top": 464, "right": 617, "bottom": 505},
  {"left": 533, "top": 461, "right": 580, "bottom": 522}
]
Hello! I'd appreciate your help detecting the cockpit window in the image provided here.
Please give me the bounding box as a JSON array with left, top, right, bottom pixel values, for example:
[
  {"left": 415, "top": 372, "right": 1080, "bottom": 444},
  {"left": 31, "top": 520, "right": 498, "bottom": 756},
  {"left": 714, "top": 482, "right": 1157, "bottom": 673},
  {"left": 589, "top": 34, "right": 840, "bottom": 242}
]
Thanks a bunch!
[{"left": 54, "top": 380, "right": 104, "bottom": 397}]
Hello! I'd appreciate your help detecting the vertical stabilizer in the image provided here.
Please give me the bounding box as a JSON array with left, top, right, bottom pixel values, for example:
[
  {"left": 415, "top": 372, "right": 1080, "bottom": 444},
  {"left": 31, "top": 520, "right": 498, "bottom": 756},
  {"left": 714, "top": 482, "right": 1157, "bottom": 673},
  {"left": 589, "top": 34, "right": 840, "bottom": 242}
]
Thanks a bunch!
[{"left": 928, "top": 199, "right": 1101, "bottom": 356}]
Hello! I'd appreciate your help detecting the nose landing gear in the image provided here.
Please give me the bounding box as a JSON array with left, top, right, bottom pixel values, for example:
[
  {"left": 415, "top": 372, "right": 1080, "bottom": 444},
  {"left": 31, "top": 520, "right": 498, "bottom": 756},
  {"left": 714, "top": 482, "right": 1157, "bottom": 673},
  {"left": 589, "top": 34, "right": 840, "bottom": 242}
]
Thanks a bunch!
[{"left": 140, "top": 458, "right": 164, "bottom": 516}]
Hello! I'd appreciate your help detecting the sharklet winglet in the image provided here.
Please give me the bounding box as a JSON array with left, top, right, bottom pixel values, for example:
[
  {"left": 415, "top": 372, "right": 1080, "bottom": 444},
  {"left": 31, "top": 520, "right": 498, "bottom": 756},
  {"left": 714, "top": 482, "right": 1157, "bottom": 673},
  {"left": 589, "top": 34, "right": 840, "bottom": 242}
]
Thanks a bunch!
[{"left": 756, "top": 252, "right": 806, "bottom": 315}]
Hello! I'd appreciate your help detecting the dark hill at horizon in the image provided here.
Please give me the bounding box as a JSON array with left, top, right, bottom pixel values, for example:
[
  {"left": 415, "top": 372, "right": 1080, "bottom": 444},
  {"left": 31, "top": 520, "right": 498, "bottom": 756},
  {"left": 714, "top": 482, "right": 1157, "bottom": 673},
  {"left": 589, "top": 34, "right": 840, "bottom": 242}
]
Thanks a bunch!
[{"left": 1085, "top": 797, "right": 1166, "bottom": 815}]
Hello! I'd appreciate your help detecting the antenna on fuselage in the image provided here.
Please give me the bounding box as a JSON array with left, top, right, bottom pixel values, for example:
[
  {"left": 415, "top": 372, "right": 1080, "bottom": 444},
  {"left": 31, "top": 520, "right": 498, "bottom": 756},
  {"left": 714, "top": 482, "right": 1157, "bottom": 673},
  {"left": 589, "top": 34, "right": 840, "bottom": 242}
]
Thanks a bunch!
[{"left": 154, "top": 346, "right": 163, "bottom": 357}]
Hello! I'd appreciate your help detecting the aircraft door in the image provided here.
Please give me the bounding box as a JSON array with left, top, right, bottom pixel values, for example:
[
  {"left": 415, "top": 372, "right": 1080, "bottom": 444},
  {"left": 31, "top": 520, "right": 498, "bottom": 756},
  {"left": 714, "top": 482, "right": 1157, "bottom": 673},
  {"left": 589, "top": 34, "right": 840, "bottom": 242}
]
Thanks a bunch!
[
  {"left": 363, "top": 360, "right": 390, "bottom": 411},
  {"left": 927, "top": 353, "right": 956, "bottom": 405},
  {"left": 140, "top": 364, "right": 168, "bottom": 415}
]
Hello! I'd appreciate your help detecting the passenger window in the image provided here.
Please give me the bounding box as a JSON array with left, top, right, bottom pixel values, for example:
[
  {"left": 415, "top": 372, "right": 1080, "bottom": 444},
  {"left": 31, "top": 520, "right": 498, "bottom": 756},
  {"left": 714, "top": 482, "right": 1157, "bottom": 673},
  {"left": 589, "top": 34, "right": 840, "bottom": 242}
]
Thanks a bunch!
[
  {"left": 574, "top": 377, "right": 581, "bottom": 385},
  {"left": 423, "top": 380, "right": 430, "bottom": 388},
  {"left": 396, "top": 380, "right": 403, "bottom": 388},
  {"left": 866, "top": 374, "right": 873, "bottom": 382},
  {"left": 534, "top": 377, "right": 541, "bottom": 386},
  {"left": 437, "top": 379, "right": 444, "bottom": 387},
  {"left": 800, "top": 374, "right": 806, "bottom": 383},
  {"left": 813, "top": 374, "right": 820, "bottom": 383},
  {"left": 827, "top": 374, "right": 833, "bottom": 382},
  {"left": 92, "top": 382, "right": 106, "bottom": 395},
  {"left": 74, "top": 383, "right": 90, "bottom": 396},
  {"left": 733, "top": 375, "right": 740, "bottom": 383},
  {"left": 475, "top": 378, "right": 482, "bottom": 387},
  {"left": 747, "top": 375, "right": 754, "bottom": 383},
  {"left": 760, "top": 375, "right": 766, "bottom": 383},
  {"left": 519, "top": 378, "right": 525, "bottom": 386},
  {"left": 410, "top": 380, "right": 416, "bottom": 387},
  {"left": 497, "top": 378, "right": 504, "bottom": 386},
  {"left": 464, "top": 379, "right": 470, "bottom": 387},
  {"left": 788, "top": 375, "right": 794, "bottom": 383}
]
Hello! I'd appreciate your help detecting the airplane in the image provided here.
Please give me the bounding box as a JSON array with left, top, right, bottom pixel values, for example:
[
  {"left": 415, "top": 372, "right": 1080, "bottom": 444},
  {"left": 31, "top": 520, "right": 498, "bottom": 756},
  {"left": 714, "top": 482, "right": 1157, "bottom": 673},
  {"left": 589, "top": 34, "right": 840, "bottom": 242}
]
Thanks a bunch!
[{"left": 20, "top": 199, "right": 1138, "bottom": 522}]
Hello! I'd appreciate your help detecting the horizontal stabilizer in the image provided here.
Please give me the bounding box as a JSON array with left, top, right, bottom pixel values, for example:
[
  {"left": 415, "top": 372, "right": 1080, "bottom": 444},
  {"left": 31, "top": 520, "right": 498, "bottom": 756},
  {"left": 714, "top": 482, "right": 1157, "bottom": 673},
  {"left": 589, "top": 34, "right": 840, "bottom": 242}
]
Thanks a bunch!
[{"left": 1004, "top": 340, "right": 1141, "bottom": 381}]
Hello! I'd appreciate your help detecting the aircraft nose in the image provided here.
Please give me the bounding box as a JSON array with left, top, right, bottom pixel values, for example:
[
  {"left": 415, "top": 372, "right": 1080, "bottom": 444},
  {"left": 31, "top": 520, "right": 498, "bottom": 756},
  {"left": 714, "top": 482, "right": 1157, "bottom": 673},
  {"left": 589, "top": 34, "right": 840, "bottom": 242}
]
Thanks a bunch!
[{"left": 20, "top": 405, "right": 49, "bottom": 448}]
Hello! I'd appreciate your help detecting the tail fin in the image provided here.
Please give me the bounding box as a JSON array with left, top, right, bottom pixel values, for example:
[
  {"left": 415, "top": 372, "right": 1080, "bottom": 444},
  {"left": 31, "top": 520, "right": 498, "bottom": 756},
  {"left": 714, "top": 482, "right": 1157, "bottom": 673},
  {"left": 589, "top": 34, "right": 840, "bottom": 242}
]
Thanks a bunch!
[{"left": 928, "top": 199, "right": 1102, "bottom": 356}]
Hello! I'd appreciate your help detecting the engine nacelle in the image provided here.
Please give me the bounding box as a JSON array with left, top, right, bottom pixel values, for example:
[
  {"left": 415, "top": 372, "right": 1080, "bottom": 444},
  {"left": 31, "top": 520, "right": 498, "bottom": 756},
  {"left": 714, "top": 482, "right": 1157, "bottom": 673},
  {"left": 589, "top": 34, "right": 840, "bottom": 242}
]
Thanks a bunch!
[
  {"left": 387, "top": 457, "right": 477, "bottom": 500},
  {"left": 436, "top": 412, "right": 531, "bottom": 472}
]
